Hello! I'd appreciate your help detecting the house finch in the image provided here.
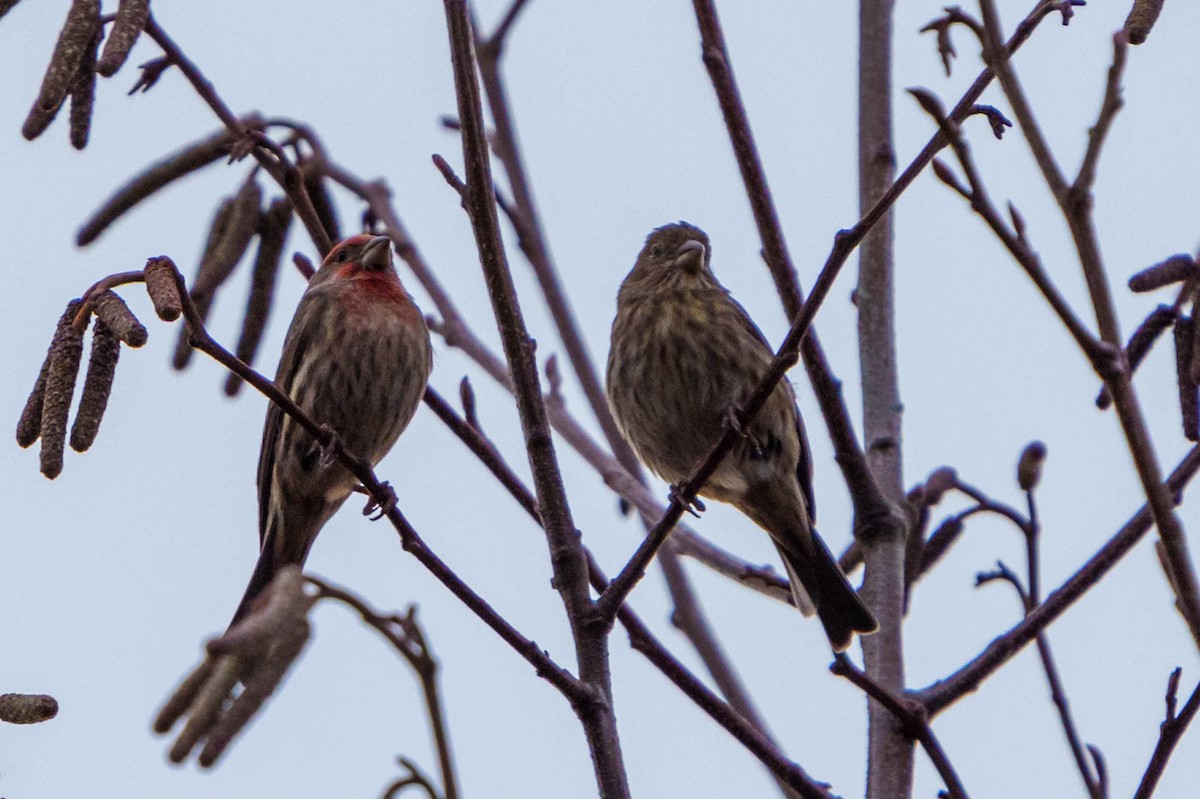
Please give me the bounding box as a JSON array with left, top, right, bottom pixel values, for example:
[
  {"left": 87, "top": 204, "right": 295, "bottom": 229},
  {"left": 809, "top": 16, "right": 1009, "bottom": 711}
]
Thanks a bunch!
[
  {"left": 606, "top": 222, "right": 877, "bottom": 651},
  {"left": 229, "top": 234, "right": 432, "bottom": 626}
]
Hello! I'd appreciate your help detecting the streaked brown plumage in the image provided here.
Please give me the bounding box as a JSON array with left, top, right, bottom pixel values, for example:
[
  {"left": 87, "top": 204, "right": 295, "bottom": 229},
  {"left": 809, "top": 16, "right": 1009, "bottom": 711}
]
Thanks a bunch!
[
  {"left": 606, "top": 222, "right": 877, "bottom": 651},
  {"left": 230, "top": 234, "right": 432, "bottom": 627}
]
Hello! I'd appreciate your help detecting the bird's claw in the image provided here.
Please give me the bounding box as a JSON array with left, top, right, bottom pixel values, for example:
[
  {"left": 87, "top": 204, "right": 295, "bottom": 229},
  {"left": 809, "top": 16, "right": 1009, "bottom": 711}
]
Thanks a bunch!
[
  {"left": 722, "top": 403, "right": 763, "bottom": 457},
  {"left": 669, "top": 483, "right": 705, "bottom": 517},
  {"left": 317, "top": 425, "right": 343, "bottom": 469},
  {"left": 362, "top": 481, "right": 398, "bottom": 520}
]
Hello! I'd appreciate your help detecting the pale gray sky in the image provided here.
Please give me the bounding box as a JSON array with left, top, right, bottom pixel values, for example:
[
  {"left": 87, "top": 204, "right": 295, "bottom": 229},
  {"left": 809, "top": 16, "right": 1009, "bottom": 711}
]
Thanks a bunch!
[{"left": 3, "top": 2, "right": 1199, "bottom": 797}]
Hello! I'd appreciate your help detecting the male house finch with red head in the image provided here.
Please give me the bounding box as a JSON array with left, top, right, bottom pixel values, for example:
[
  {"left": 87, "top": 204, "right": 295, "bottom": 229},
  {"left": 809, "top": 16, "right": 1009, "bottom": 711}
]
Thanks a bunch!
[
  {"left": 229, "top": 234, "right": 432, "bottom": 626},
  {"left": 606, "top": 222, "right": 877, "bottom": 651}
]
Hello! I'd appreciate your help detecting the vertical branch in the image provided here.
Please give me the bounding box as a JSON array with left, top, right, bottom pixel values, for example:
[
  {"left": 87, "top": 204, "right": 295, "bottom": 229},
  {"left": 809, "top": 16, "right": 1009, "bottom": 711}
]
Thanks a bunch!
[
  {"left": 857, "top": 3, "right": 912, "bottom": 798},
  {"left": 440, "top": 3, "right": 629, "bottom": 797},
  {"left": 472, "top": 9, "right": 797, "bottom": 794},
  {"left": 977, "top": 2, "right": 1200, "bottom": 646}
]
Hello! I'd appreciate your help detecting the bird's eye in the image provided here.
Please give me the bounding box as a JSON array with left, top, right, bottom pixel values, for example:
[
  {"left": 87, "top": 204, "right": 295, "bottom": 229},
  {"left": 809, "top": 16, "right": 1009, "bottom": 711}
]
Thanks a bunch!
[
  {"left": 334, "top": 249, "right": 350, "bottom": 263},
  {"left": 650, "top": 243, "right": 665, "bottom": 258}
]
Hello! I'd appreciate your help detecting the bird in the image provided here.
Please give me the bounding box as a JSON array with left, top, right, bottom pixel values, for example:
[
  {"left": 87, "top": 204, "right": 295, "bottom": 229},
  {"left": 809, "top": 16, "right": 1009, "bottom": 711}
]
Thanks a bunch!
[
  {"left": 606, "top": 221, "right": 877, "bottom": 651},
  {"left": 229, "top": 233, "right": 432, "bottom": 627}
]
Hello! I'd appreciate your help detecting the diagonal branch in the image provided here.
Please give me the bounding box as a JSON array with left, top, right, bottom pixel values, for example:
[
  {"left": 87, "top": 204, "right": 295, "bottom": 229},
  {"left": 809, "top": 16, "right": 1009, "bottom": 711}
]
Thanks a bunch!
[{"left": 918, "top": 445, "right": 1200, "bottom": 714}]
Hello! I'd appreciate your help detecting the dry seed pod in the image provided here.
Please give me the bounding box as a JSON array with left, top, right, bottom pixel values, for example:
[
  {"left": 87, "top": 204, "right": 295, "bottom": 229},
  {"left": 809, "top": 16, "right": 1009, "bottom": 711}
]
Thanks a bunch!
[
  {"left": 67, "top": 24, "right": 99, "bottom": 149},
  {"left": 225, "top": 199, "right": 292, "bottom": 396},
  {"left": 16, "top": 300, "right": 83, "bottom": 447},
  {"left": 923, "top": 466, "right": 958, "bottom": 505},
  {"left": 1016, "top": 441, "right": 1047, "bottom": 492},
  {"left": 1191, "top": 298, "right": 1200, "bottom": 386},
  {"left": 69, "top": 319, "right": 120, "bottom": 452},
  {"left": 300, "top": 159, "right": 340, "bottom": 243},
  {"left": 40, "top": 305, "right": 90, "bottom": 479},
  {"left": 96, "top": 0, "right": 149, "bottom": 77},
  {"left": 193, "top": 176, "right": 262, "bottom": 297},
  {"left": 1125, "top": 0, "right": 1165, "bottom": 45},
  {"left": 1176, "top": 316, "right": 1199, "bottom": 441},
  {"left": 175, "top": 199, "right": 235, "bottom": 370},
  {"left": 1096, "top": 305, "right": 1176, "bottom": 409},
  {"left": 21, "top": 0, "right": 100, "bottom": 141},
  {"left": 1128, "top": 254, "right": 1198, "bottom": 293},
  {"left": 144, "top": 256, "right": 183, "bottom": 321},
  {"left": 199, "top": 620, "right": 309, "bottom": 767},
  {"left": 76, "top": 116, "right": 264, "bottom": 246},
  {"left": 0, "top": 693, "right": 58, "bottom": 724},
  {"left": 89, "top": 289, "right": 147, "bottom": 347}
]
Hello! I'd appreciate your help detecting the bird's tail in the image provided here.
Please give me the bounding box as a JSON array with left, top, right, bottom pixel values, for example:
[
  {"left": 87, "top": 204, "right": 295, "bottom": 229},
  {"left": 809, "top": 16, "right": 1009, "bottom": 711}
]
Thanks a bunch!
[
  {"left": 776, "top": 531, "right": 878, "bottom": 652},
  {"left": 228, "top": 542, "right": 280, "bottom": 630}
]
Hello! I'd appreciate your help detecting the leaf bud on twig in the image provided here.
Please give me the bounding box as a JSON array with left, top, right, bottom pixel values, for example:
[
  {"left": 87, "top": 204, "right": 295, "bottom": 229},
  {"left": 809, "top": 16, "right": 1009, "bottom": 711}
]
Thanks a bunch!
[{"left": 1016, "top": 440, "right": 1047, "bottom": 492}]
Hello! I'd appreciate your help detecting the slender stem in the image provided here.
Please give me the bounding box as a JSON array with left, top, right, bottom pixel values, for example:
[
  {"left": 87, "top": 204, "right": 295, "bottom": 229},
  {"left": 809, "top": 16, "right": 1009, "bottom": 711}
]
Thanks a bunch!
[
  {"left": 160, "top": 264, "right": 590, "bottom": 705},
  {"left": 1133, "top": 671, "right": 1200, "bottom": 799},
  {"left": 977, "top": 1, "right": 1200, "bottom": 647},
  {"left": 440, "top": 3, "right": 628, "bottom": 796},
  {"left": 142, "top": 15, "right": 331, "bottom": 255},
  {"left": 429, "top": 373, "right": 832, "bottom": 797},
  {"left": 831, "top": 656, "right": 969, "bottom": 799},
  {"left": 918, "top": 445, "right": 1200, "bottom": 714},
  {"left": 307, "top": 577, "right": 459, "bottom": 799},
  {"left": 472, "top": 10, "right": 794, "bottom": 791}
]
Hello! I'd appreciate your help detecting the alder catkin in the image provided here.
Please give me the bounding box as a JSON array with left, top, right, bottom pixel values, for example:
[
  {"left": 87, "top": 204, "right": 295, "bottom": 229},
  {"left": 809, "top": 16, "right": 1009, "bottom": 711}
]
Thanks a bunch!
[
  {"left": 76, "top": 116, "right": 263, "bottom": 246},
  {"left": 1125, "top": 0, "right": 1165, "bottom": 45},
  {"left": 1128, "top": 254, "right": 1198, "bottom": 293},
  {"left": 21, "top": 0, "right": 99, "bottom": 140},
  {"left": 144, "top": 256, "right": 183, "bottom": 321},
  {"left": 69, "top": 319, "right": 120, "bottom": 452},
  {"left": 1176, "top": 316, "right": 1199, "bottom": 442},
  {"left": 1096, "top": 305, "right": 1176, "bottom": 409},
  {"left": 96, "top": 0, "right": 149, "bottom": 77},
  {"left": 67, "top": 24, "right": 99, "bottom": 149},
  {"left": 89, "top": 289, "right": 147, "bottom": 347},
  {"left": 300, "top": 159, "right": 341, "bottom": 244},
  {"left": 40, "top": 304, "right": 90, "bottom": 479},
  {"left": 16, "top": 301, "right": 83, "bottom": 448},
  {"left": 225, "top": 199, "right": 292, "bottom": 396},
  {"left": 0, "top": 0, "right": 25, "bottom": 22},
  {"left": 0, "top": 693, "right": 58, "bottom": 724},
  {"left": 175, "top": 200, "right": 235, "bottom": 370}
]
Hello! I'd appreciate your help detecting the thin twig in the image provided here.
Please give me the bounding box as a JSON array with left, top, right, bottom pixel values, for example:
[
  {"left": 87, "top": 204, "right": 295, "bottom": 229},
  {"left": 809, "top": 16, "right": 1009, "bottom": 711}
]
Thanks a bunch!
[
  {"left": 440, "top": 4, "right": 628, "bottom": 796},
  {"left": 918, "top": 445, "right": 1200, "bottom": 714},
  {"left": 830, "top": 655, "right": 970, "bottom": 799},
  {"left": 427, "top": 371, "right": 833, "bottom": 797},
  {"left": 1133, "top": 669, "right": 1200, "bottom": 799},
  {"left": 307, "top": 577, "right": 458, "bottom": 799}
]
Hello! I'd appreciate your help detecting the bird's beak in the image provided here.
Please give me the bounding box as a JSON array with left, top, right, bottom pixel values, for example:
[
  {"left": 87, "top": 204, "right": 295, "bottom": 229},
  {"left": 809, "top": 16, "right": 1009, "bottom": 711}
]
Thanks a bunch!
[
  {"left": 362, "top": 235, "right": 393, "bottom": 271},
  {"left": 674, "top": 239, "right": 706, "bottom": 274}
]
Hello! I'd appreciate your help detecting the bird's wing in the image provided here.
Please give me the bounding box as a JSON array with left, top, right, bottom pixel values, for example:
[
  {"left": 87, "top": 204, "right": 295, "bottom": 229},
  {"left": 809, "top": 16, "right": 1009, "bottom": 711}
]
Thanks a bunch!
[
  {"left": 255, "top": 298, "right": 314, "bottom": 544},
  {"left": 727, "top": 290, "right": 817, "bottom": 523}
]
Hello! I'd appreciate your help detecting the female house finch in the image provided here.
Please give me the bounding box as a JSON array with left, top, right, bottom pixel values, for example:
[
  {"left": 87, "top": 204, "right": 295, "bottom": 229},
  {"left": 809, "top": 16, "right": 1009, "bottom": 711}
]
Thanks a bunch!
[
  {"left": 229, "top": 234, "right": 432, "bottom": 626},
  {"left": 606, "top": 222, "right": 877, "bottom": 652}
]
